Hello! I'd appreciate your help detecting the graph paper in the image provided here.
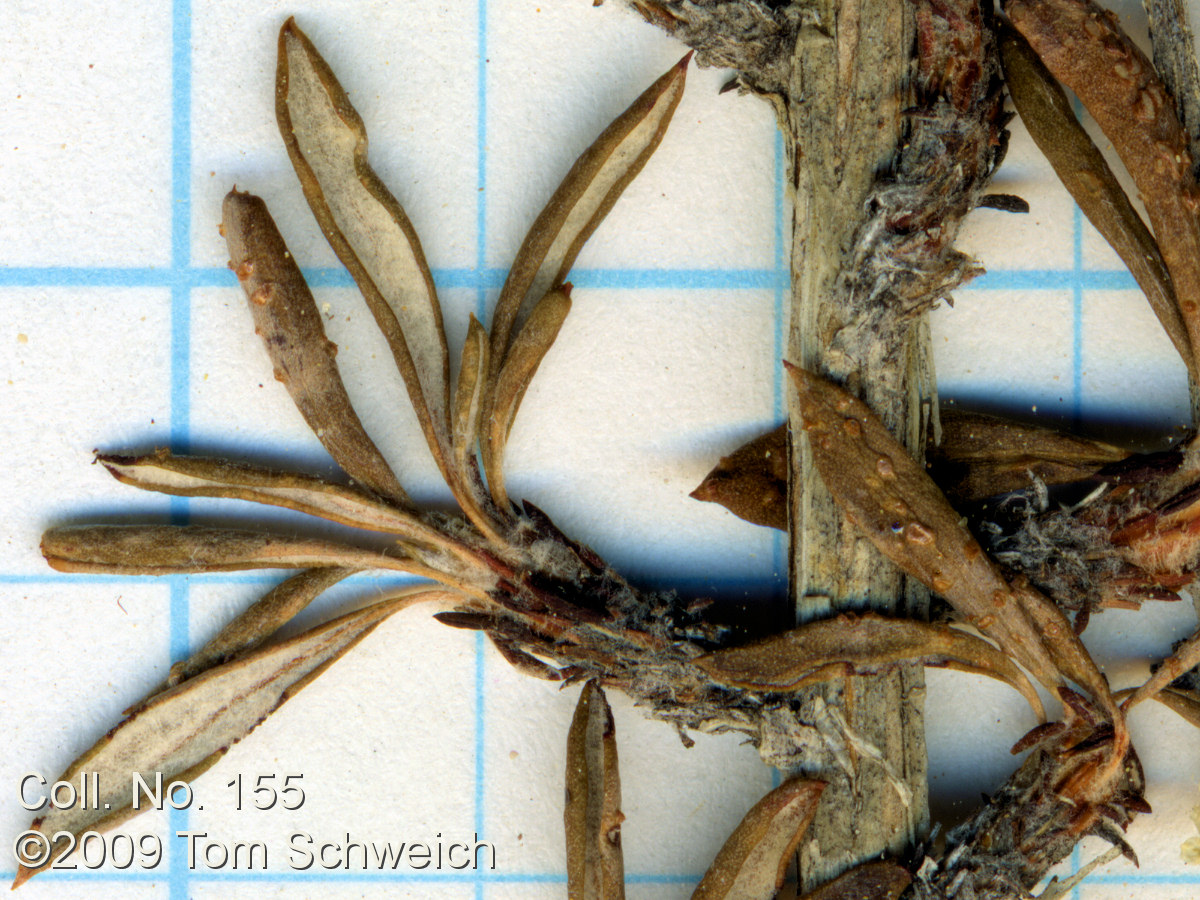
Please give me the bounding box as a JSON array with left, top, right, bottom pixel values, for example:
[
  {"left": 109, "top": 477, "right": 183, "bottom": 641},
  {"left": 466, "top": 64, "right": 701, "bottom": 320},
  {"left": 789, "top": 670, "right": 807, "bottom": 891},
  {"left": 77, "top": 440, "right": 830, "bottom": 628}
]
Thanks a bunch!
[{"left": 1, "top": 0, "right": 1199, "bottom": 897}]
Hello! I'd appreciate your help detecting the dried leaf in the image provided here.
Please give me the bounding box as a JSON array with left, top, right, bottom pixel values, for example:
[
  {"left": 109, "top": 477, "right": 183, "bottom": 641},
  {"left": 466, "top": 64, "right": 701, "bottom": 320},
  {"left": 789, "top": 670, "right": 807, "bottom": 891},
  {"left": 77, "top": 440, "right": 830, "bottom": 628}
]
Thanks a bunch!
[
  {"left": 691, "top": 778, "right": 825, "bottom": 900},
  {"left": 697, "top": 612, "right": 1045, "bottom": 721},
  {"left": 1008, "top": 0, "right": 1200, "bottom": 368},
  {"left": 690, "top": 424, "right": 788, "bottom": 531},
  {"left": 168, "top": 567, "right": 353, "bottom": 686},
  {"left": 99, "top": 451, "right": 446, "bottom": 548},
  {"left": 798, "top": 860, "right": 912, "bottom": 900},
  {"left": 787, "top": 364, "right": 1064, "bottom": 691},
  {"left": 448, "top": 315, "right": 505, "bottom": 537},
  {"left": 485, "top": 287, "right": 572, "bottom": 510},
  {"left": 489, "top": 54, "right": 689, "bottom": 366},
  {"left": 222, "top": 189, "right": 409, "bottom": 505},
  {"left": 565, "top": 682, "right": 624, "bottom": 900},
  {"left": 276, "top": 19, "right": 452, "bottom": 475},
  {"left": 12, "top": 588, "right": 447, "bottom": 888},
  {"left": 1011, "top": 579, "right": 1118, "bottom": 724},
  {"left": 1124, "top": 626, "right": 1200, "bottom": 711},
  {"left": 453, "top": 315, "right": 491, "bottom": 486},
  {"left": 41, "top": 525, "right": 425, "bottom": 577},
  {"left": 998, "top": 19, "right": 1192, "bottom": 371},
  {"left": 1152, "top": 686, "right": 1200, "bottom": 728},
  {"left": 930, "top": 409, "right": 1128, "bottom": 503}
]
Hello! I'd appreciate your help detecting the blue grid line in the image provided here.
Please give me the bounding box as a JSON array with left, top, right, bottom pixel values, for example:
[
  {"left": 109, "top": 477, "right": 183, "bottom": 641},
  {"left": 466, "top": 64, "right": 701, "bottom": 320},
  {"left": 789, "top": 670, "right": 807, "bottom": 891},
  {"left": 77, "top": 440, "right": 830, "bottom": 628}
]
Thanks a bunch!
[
  {"left": 0, "top": 263, "right": 1143, "bottom": 293},
  {"left": 9, "top": 865, "right": 1200, "bottom": 888},
  {"left": 168, "top": 2, "right": 193, "bottom": 899},
  {"left": 0, "top": 867, "right": 703, "bottom": 885},
  {"left": 474, "top": 3, "right": 489, "bottom": 897}
]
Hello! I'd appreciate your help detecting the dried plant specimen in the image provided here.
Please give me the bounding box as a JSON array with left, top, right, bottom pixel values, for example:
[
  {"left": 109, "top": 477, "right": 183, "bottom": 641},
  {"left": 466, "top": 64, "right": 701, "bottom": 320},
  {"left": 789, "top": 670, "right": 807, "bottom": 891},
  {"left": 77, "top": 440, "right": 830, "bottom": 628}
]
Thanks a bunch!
[
  {"left": 565, "top": 682, "right": 625, "bottom": 900},
  {"left": 19, "top": 1, "right": 1200, "bottom": 898},
  {"left": 1008, "top": 0, "right": 1200, "bottom": 361},
  {"left": 997, "top": 18, "right": 1193, "bottom": 372}
]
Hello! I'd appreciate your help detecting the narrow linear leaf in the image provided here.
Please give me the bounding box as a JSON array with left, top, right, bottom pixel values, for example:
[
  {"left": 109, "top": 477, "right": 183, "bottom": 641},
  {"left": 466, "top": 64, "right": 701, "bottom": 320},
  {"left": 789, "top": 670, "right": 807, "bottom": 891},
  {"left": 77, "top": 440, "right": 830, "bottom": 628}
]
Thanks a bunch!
[
  {"left": 1010, "top": 580, "right": 1117, "bottom": 722},
  {"left": 41, "top": 525, "right": 423, "bottom": 577},
  {"left": 690, "top": 424, "right": 788, "bottom": 531},
  {"left": 798, "top": 860, "right": 912, "bottom": 900},
  {"left": 448, "top": 315, "right": 506, "bottom": 538},
  {"left": 490, "top": 53, "right": 689, "bottom": 366},
  {"left": 13, "top": 588, "right": 449, "bottom": 888},
  {"left": 100, "top": 451, "right": 449, "bottom": 549},
  {"left": 691, "top": 778, "right": 825, "bottom": 900},
  {"left": 697, "top": 612, "right": 1045, "bottom": 721},
  {"left": 930, "top": 409, "right": 1128, "bottom": 503},
  {"left": 1124, "top": 626, "right": 1200, "bottom": 710},
  {"left": 1008, "top": 0, "right": 1200, "bottom": 367},
  {"left": 1152, "top": 686, "right": 1200, "bottom": 728},
  {"left": 998, "top": 19, "right": 1192, "bottom": 371},
  {"left": 276, "top": 18, "right": 452, "bottom": 474},
  {"left": 787, "top": 364, "right": 1064, "bottom": 691},
  {"left": 566, "top": 681, "right": 624, "bottom": 900},
  {"left": 221, "top": 189, "right": 409, "bottom": 506},
  {"left": 485, "top": 287, "right": 572, "bottom": 510},
  {"left": 169, "top": 567, "right": 353, "bottom": 686},
  {"left": 453, "top": 316, "right": 491, "bottom": 485}
]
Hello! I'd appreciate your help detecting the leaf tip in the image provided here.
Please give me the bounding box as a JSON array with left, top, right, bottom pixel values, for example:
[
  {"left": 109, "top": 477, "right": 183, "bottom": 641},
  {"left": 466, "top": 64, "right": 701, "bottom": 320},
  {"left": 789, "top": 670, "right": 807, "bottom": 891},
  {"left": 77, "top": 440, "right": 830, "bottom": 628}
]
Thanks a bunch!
[{"left": 11, "top": 863, "right": 35, "bottom": 891}]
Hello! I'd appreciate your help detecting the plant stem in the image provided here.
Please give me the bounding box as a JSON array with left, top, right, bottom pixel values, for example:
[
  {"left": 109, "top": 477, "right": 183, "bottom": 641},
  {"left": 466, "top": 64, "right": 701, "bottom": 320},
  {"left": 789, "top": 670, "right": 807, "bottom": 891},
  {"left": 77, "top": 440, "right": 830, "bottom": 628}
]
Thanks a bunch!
[{"left": 783, "top": 0, "right": 931, "bottom": 886}]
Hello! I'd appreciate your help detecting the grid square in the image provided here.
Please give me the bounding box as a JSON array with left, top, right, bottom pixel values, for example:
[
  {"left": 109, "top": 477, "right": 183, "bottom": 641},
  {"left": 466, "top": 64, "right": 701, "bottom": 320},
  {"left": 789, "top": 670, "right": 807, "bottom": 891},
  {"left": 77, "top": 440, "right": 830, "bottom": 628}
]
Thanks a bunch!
[
  {"left": 484, "top": 2, "right": 779, "bottom": 276},
  {"left": 930, "top": 288, "right": 1077, "bottom": 422},
  {"left": 1079, "top": 289, "right": 1191, "bottom": 431},
  {"left": 188, "top": 284, "right": 475, "bottom": 505},
  {"left": 955, "top": 115, "right": 1077, "bottom": 272},
  {"left": 0, "top": 287, "right": 173, "bottom": 572},
  {"left": 500, "top": 287, "right": 781, "bottom": 588},
  {"left": 0, "top": 580, "right": 172, "bottom": 889},
  {"left": 0, "top": 4, "right": 174, "bottom": 268},
  {"left": 189, "top": 1, "right": 480, "bottom": 273},
  {"left": 482, "top": 648, "right": 772, "bottom": 896},
  {"left": 178, "top": 577, "right": 477, "bottom": 887}
]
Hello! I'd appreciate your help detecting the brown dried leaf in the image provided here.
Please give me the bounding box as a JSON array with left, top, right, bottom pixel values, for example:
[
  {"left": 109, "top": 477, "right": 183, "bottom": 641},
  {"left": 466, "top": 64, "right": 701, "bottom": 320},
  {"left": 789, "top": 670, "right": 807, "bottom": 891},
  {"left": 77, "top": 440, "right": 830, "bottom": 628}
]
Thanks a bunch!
[
  {"left": 276, "top": 19, "right": 452, "bottom": 476},
  {"left": 489, "top": 54, "right": 689, "bottom": 366},
  {"left": 787, "top": 364, "right": 1064, "bottom": 691},
  {"left": 690, "top": 424, "right": 788, "bottom": 531},
  {"left": 1011, "top": 580, "right": 1118, "bottom": 723},
  {"left": 565, "top": 681, "right": 624, "bottom": 900},
  {"left": 1152, "top": 686, "right": 1200, "bottom": 728},
  {"left": 12, "top": 588, "right": 448, "bottom": 888},
  {"left": 798, "top": 860, "right": 912, "bottom": 900},
  {"left": 998, "top": 19, "right": 1192, "bottom": 371},
  {"left": 168, "top": 567, "right": 353, "bottom": 686},
  {"left": 41, "top": 525, "right": 425, "bottom": 577},
  {"left": 1124, "top": 626, "right": 1200, "bottom": 710},
  {"left": 221, "top": 189, "right": 409, "bottom": 506},
  {"left": 1008, "top": 0, "right": 1200, "bottom": 368},
  {"left": 697, "top": 612, "right": 1045, "bottom": 721},
  {"left": 485, "top": 287, "right": 572, "bottom": 510},
  {"left": 453, "top": 315, "right": 491, "bottom": 485},
  {"left": 930, "top": 409, "right": 1128, "bottom": 503},
  {"left": 691, "top": 778, "right": 825, "bottom": 900},
  {"left": 99, "top": 451, "right": 447, "bottom": 548},
  {"left": 449, "top": 315, "right": 505, "bottom": 538}
]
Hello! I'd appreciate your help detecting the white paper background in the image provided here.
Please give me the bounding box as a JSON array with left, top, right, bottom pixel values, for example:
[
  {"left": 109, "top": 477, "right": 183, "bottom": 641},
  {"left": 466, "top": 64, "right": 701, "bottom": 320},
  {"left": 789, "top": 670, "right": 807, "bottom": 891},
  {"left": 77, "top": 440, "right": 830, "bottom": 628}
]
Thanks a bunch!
[{"left": 2, "top": 1, "right": 1200, "bottom": 897}]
